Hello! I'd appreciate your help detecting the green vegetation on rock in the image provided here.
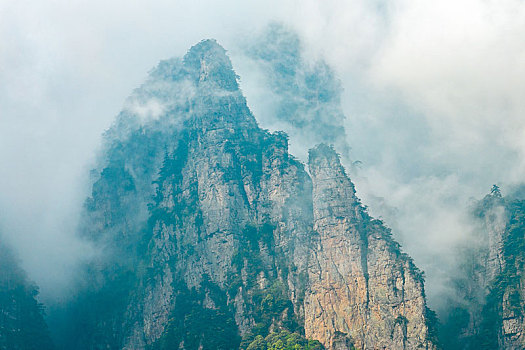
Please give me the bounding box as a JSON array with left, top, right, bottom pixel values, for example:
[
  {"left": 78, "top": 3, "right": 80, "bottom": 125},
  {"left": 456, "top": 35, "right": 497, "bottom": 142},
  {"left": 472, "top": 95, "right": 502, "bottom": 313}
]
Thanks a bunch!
[{"left": 246, "top": 330, "right": 324, "bottom": 350}]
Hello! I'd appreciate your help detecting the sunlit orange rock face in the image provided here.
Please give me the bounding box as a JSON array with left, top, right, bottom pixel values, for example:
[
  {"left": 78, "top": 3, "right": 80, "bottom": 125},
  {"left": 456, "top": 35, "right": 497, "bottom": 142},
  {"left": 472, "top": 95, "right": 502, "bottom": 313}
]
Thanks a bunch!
[{"left": 305, "top": 144, "right": 436, "bottom": 350}]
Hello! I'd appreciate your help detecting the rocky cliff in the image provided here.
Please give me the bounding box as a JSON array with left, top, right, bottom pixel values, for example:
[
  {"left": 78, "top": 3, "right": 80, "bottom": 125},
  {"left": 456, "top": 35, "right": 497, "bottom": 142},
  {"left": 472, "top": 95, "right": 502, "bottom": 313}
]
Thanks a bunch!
[
  {"left": 306, "top": 145, "right": 436, "bottom": 349},
  {"left": 441, "top": 186, "right": 525, "bottom": 349},
  {"left": 0, "top": 237, "right": 54, "bottom": 350},
  {"left": 63, "top": 39, "right": 438, "bottom": 350}
]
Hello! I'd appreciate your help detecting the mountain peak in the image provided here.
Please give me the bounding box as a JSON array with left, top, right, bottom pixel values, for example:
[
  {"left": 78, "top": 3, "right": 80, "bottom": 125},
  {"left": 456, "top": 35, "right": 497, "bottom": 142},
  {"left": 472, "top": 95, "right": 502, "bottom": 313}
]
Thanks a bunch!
[
  {"left": 183, "top": 39, "right": 239, "bottom": 91},
  {"left": 65, "top": 37, "right": 437, "bottom": 350},
  {"left": 308, "top": 143, "right": 348, "bottom": 180},
  {"left": 308, "top": 143, "right": 359, "bottom": 216},
  {"left": 185, "top": 39, "right": 224, "bottom": 57},
  {"left": 145, "top": 39, "right": 239, "bottom": 92},
  {"left": 309, "top": 143, "right": 339, "bottom": 163}
]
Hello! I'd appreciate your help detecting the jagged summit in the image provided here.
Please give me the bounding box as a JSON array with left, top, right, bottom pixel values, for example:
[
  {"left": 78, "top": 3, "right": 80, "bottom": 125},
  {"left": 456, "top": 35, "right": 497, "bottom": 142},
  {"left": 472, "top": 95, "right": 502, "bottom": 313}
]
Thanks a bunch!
[
  {"left": 108, "top": 38, "right": 253, "bottom": 145},
  {"left": 147, "top": 39, "right": 239, "bottom": 92},
  {"left": 63, "top": 37, "right": 438, "bottom": 350},
  {"left": 309, "top": 143, "right": 339, "bottom": 162},
  {"left": 308, "top": 143, "right": 359, "bottom": 215},
  {"left": 185, "top": 38, "right": 225, "bottom": 59},
  {"left": 183, "top": 39, "right": 239, "bottom": 91},
  {"left": 309, "top": 143, "right": 349, "bottom": 177}
]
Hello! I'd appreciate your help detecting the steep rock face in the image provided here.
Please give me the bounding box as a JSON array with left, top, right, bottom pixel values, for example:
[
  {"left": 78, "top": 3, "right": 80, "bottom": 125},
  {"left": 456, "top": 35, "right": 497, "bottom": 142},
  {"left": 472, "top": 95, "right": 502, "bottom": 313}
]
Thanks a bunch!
[
  {"left": 305, "top": 145, "right": 436, "bottom": 350},
  {"left": 124, "top": 96, "right": 314, "bottom": 348},
  {"left": 0, "top": 238, "right": 54, "bottom": 350},
  {"left": 68, "top": 39, "right": 438, "bottom": 350},
  {"left": 69, "top": 39, "right": 316, "bottom": 350},
  {"left": 441, "top": 187, "right": 525, "bottom": 349},
  {"left": 477, "top": 190, "right": 525, "bottom": 349}
]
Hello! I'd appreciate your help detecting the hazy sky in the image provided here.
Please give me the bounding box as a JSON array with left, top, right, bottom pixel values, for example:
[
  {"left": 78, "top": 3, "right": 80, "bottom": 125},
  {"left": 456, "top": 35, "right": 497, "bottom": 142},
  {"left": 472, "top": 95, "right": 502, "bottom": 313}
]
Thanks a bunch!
[{"left": 1, "top": 0, "right": 524, "bottom": 310}]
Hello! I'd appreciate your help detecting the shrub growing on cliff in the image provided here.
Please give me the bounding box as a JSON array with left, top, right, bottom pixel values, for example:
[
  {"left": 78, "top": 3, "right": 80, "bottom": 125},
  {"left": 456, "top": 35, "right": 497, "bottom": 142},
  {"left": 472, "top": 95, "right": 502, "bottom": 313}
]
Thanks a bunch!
[{"left": 246, "top": 330, "right": 324, "bottom": 350}]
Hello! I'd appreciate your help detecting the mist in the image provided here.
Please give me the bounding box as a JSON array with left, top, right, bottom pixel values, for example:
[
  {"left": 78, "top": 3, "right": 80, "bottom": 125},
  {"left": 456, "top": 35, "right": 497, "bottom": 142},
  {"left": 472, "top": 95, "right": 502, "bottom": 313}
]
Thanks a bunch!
[{"left": 1, "top": 0, "right": 524, "bottom": 314}]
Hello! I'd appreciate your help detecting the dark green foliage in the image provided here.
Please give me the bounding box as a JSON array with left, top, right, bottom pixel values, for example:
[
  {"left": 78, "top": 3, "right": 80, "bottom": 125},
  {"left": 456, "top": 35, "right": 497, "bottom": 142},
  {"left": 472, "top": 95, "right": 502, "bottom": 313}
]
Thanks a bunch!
[
  {"left": 250, "top": 281, "right": 299, "bottom": 338},
  {"left": 230, "top": 223, "right": 276, "bottom": 294},
  {"left": 424, "top": 307, "right": 440, "bottom": 346},
  {"left": 439, "top": 307, "right": 472, "bottom": 350},
  {"left": 0, "top": 242, "right": 54, "bottom": 350},
  {"left": 490, "top": 184, "right": 502, "bottom": 197},
  {"left": 332, "top": 331, "right": 356, "bottom": 350},
  {"left": 64, "top": 147, "right": 154, "bottom": 348},
  {"left": 246, "top": 330, "right": 324, "bottom": 350},
  {"left": 0, "top": 285, "right": 54, "bottom": 350},
  {"left": 503, "top": 200, "right": 525, "bottom": 269},
  {"left": 152, "top": 131, "right": 197, "bottom": 219},
  {"left": 150, "top": 281, "right": 240, "bottom": 350},
  {"left": 155, "top": 132, "right": 190, "bottom": 192},
  {"left": 229, "top": 222, "right": 304, "bottom": 349},
  {"left": 84, "top": 164, "right": 137, "bottom": 240},
  {"left": 59, "top": 266, "right": 138, "bottom": 350}
]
